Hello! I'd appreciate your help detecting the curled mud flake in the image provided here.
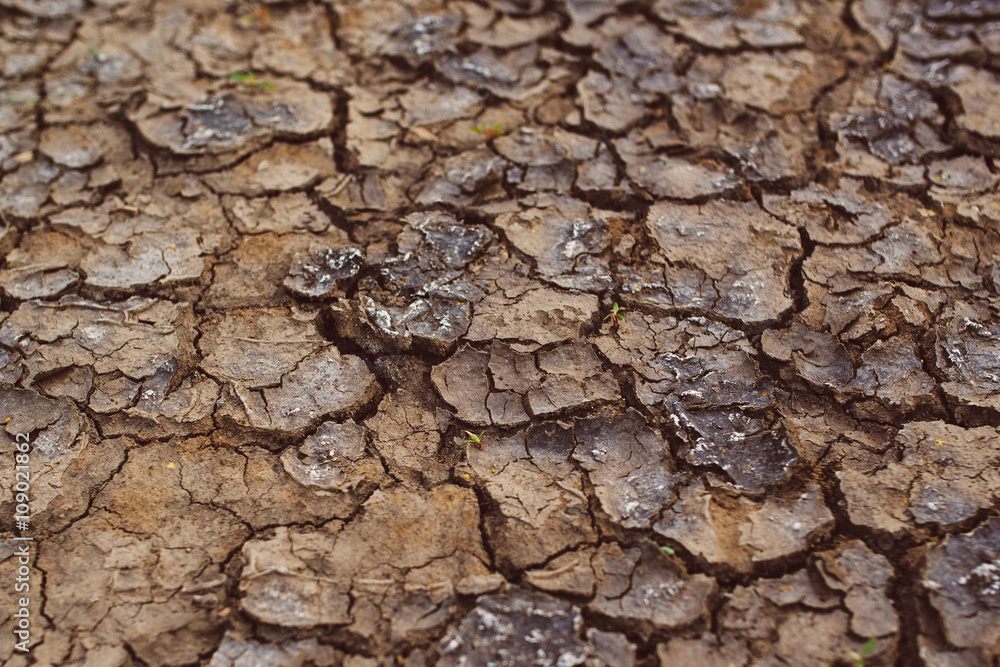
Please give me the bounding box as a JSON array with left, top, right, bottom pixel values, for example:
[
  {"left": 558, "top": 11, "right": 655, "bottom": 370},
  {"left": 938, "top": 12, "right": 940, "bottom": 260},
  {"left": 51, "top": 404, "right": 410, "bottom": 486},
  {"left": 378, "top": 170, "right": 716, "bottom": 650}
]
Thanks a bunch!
[
  {"left": 243, "top": 485, "right": 487, "bottom": 640},
  {"left": 224, "top": 192, "right": 332, "bottom": 235},
  {"left": 733, "top": 485, "right": 833, "bottom": 558},
  {"left": 217, "top": 346, "right": 378, "bottom": 434},
  {"left": 132, "top": 81, "right": 331, "bottom": 165},
  {"left": 435, "top": 45, "right": 547, "bottom": 101},
  {"left": 578, "top": 70, "right": 650, "bottom": 133},
  {"left": 573, "top": 409, "right": 684, "bottom": 529},
  {"left": 366, "top": 385, "right": 452, "bottom": 486},
  {"left": 846, "top": 338, "right": 936, "bottom": 408},
  {"left": 280, "top": 420, "right": 367, "bottom": 491},
  {"left": 201, "top": 140, "right": 338, "bottom": 196},
  {"left": 949, "top": 65, "right": 1000, "bottom": 150},
  {"left": 0, "top": 296, "right": 187, "bottom": 385},
  {"left": 240, "top": 528, "right": 352, "bottom": 628},
  {"left": 525, "top": 548, "right": 597, "bottom": 596},
  {"left": 761, "top": 323, "right": 854, "bottom": 392},
  {"left": 719, "top": 573, "right": 884, "bottom": 667},
  {"left": 431, "top": 344, "right": 491, "bottom": 426},
  {"left": 924, "top": 517, "right": 1000, "bottom": 650},
  {"left": 646, "top": 200, "right": 801, "bottom": 322},
  {"left": 438, "top": 588, "right": 594, "bottom": 667},
  {"left": 494, "top": 194, "right": 612, "bottom": 291},
  {"left": 654, "top": 0, "right": 807, "bottom": 49},
  {"left": 839, "top": 421, "right": 1000, "bottom": 534},
  {"left": 38, "top": 123, "right": 114, "bottom": 169},
  {"left": 935, "top": 301, "right": 1000, "bottom": 411},
  {"left": 0, "top": 228, "right": 85, "bottom": 300},
  {"left": 415, "top": 148, "right": 506, "bottom": 206},
  {"left": 398, "top": 82, "right": 483, "bottom": 128},
  {"left": 0, "top": 160, "right": 60, "bottom": 220},
  {"left": 284, "top": 245, "right": 364, "bottom": 299},
  {"left": 590, "top": 541, "right": 716, "bottom": 636},
  {"left": 671, "top": 403, "right": 796, "bottom": 492}
]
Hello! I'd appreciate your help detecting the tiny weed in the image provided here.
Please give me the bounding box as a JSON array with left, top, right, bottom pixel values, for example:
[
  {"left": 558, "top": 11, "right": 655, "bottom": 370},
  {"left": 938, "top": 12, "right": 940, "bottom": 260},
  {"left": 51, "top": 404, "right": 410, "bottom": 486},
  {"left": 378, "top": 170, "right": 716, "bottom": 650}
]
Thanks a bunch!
[
  {"left": 604, "top": 302, "right": 624, "bottom": 325},
  {"left": 229, "top": 70, "right": 275, "bottom": 90},
  {"left": 659, "top": 545, "right": 676, "bottom": 555},
  {"left": 848, "top": 638, "right": 878, "bottom": 667},
  {"left": 461, "top": 430, "right": 485, "bottom": 449},
  {"left": 6, "top": 95, "right": 41, "bottom": 106},
  {"left": 472, "top": 123, "right": 503, "bottom": 140},
  {"left": 88, "top": 46, "right": 101, "bottom": 58},
  {"left": 240, "top": 6, "right": 271, "bottom": 30}
]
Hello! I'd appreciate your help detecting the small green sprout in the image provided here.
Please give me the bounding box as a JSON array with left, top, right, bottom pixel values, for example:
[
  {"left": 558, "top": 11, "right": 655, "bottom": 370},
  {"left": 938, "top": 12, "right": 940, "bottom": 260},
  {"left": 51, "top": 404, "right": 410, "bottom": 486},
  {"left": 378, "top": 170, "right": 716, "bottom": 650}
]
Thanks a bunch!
[
  {"left": 604, "top": 302, "right": 624, "bottom": 325},
  {"left": 848, "top": 637, "right": 878, "bottom": 667},
  {"left": 461, "top": 430, "right": 485, "bottom": 449},
  {"left": 229, "top": 70, "right": 275, "bottom": 90},
  {"left": 472, "top": 123, "right": 503, "bottom": 139},
  {"left": 659, "top": 545, "right": 676, "bottom": 556},
  {"left": 6, "top": 95, "right": 41, "bottom": 106},
  {"left": 240, "top": 6, "right": 271, "bottom": 30}
]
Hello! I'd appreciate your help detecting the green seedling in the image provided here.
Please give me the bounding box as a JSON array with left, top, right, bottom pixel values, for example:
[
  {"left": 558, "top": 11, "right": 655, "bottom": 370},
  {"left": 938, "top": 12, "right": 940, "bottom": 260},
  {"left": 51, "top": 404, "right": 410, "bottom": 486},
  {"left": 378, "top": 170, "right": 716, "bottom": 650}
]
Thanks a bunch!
[
  {"left": 88, "top": 46, "right": 101, "bottom": 58},
  {"left": 229, "top": 70, "right": 275, "bottom": 90},
  {"left": 604, "top": 302, "right": 624, "bottom": 325},
  {"left": 659, "top": 545, "right": 676, "bottom": 556},
  {"left": 472, "top": 122, "right": 503, "bottom": 139},
  {"left": 6, "top": 95, "right": 41, "bottom": 106},
  {"left": 848, "top": 637, "right": 878, "bottom": 667},
  {"left": 461, "top": 430, "right": 485, "bottom": 449},
  {"left": 240, "top": 6, "right": 271, "bottom": 30}
]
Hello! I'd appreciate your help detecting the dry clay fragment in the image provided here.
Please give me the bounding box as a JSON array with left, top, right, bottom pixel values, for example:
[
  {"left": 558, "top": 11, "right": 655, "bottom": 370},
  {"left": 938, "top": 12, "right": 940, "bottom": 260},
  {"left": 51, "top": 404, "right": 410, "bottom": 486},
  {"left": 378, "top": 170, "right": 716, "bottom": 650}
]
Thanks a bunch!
[
  {"left": 466, "top": 424, "right": 595, "bottom": 571},
  {"left": 438, "top": 588, "right": 599, "bottom": 666},
  {"left": 0, "top": 296, "right": 188, "bottom": 385},
  {"left": 646, "top": 200, "right": 801, "bottom": 322},
  {"left": 718, "top": 569, "right": 880, "bottom": 667},
  {"left": 280, "top": 420, "right": 370, "bottom": 491},
  {"left": 366, "top": 387, "right": 452, "bottom": 486},
  {"left": 762, "top": 322, "right": 854, "bottom": 392},
  {"left": 654, "top": 0, "right": 807, "bottom": 49},
  {"left": 466, "top": 287, "right": 599, "bottom": 348},
  {"left": 923, "top": 516, "right": 1000, "bottom": 651},
  {"left": 218, "top": 347, "right": 378, "bottom": 433},
  {"left": 201, "top": 140, "right": 338, "bottom": 196},
  {"left": 493, "top": 194, "right": 612, "bottom": 291},
  {"left": 0, "top": 228, "right": 85, "bottom": 300},
  {"left": 207, "top": 634, "right": 341, "bottom": 667},
  {"left": 815, "top": 540, "right": 898, "bottom": 638},
  {"left": 839, "top": 421, "right": 1000, "bottom": 535},
  {"left": 284, "top": 245, "right": 364, "bottom": 299},
  {"left": 573, "top": 409, "right": 684, "bottom": 530},
  {"left": 199, "top": 309, "right": 326, "bottom": 388},
  {"left": 241, "top": 485, "right": 489, "bottom": 634},
  {"left": 431, "top": 342, "right": 619, "bottom": 427},
  {"left": 936, "top": 301, "right": 1000, "bottom": 411},
  {"left": 654, "top": 482, "right": 834, "bottom": 571},
  {"left": 590, "top": 541, "right": 716, "bottom": 636},
  {"left": 132, "top": 81, "right": 332, "bottom": 162}
]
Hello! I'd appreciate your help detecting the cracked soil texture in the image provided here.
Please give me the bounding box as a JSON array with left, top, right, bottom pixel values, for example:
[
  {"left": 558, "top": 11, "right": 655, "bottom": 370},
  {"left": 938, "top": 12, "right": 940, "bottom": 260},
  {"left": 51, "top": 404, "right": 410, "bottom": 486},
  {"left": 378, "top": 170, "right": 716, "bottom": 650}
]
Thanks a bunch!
[{"left": 1, "top": 0, "right": 1000, "bottom": 665}]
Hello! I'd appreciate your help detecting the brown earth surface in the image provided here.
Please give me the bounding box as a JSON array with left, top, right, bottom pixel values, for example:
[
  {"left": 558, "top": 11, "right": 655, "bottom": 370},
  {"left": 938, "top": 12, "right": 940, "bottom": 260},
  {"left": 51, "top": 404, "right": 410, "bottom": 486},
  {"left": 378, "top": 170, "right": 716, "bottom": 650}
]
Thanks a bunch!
[{"left": 1, "top": 0, "right": 1000, "bottom": 664}]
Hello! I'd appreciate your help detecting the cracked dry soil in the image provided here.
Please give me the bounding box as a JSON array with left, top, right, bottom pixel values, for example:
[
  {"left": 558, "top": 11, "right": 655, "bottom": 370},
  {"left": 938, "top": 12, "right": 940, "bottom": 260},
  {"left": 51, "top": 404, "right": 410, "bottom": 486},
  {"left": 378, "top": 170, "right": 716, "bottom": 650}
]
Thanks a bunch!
[{"left": 1, "top": 0, "right": 1000, "bottom": 665}]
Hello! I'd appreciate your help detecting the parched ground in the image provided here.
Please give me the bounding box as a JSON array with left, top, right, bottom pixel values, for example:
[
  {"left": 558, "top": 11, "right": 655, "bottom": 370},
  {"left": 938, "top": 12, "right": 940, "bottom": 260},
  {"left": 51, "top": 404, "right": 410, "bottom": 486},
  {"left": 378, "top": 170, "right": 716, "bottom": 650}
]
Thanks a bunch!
[{"left": 1, "top": 0, "right": 1000, "bottom": 664}]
